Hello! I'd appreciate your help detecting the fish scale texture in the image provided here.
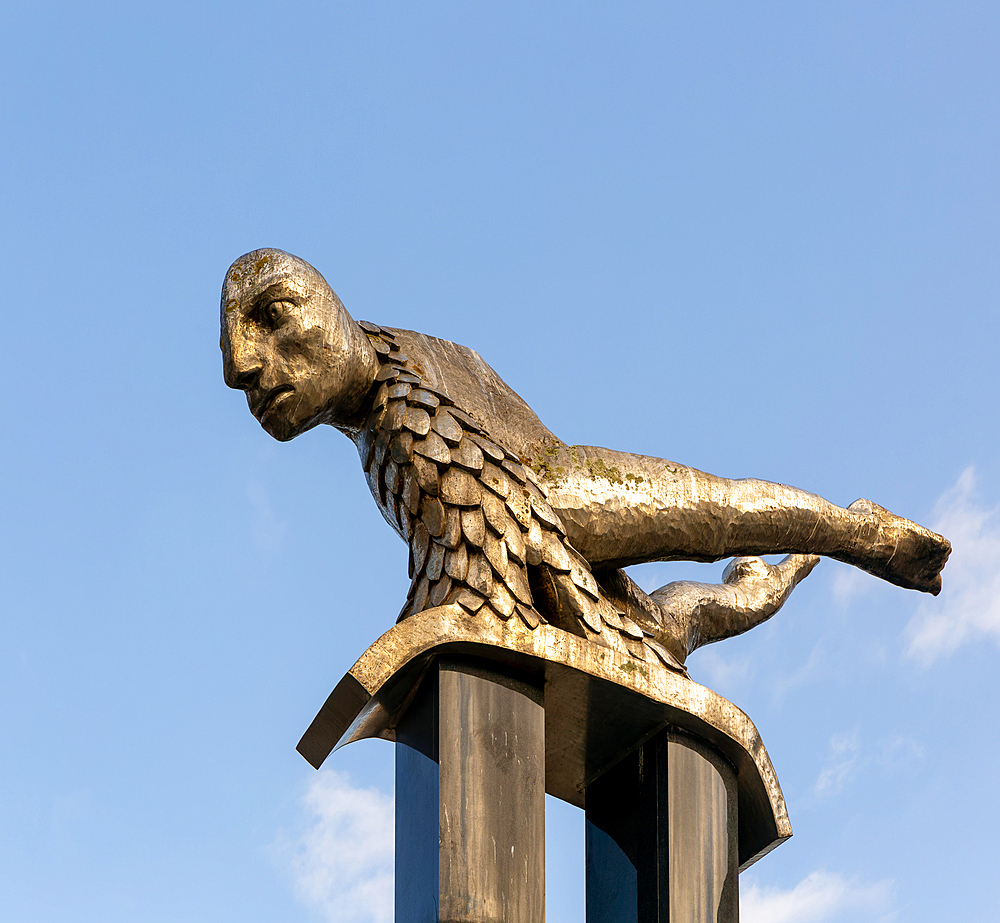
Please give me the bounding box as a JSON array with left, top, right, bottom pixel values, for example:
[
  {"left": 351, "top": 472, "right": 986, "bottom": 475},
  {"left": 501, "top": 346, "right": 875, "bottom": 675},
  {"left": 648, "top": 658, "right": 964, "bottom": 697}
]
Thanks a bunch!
[{"left": 355, "top": 320, "right": 685, "bottom": 674}]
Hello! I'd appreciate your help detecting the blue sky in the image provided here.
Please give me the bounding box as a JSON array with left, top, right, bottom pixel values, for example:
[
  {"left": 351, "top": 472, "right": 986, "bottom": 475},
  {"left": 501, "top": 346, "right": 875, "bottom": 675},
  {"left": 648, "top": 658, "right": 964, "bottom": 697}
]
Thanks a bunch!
[{"left": 2, "top": 2, "right": 998, "bottom": 921}]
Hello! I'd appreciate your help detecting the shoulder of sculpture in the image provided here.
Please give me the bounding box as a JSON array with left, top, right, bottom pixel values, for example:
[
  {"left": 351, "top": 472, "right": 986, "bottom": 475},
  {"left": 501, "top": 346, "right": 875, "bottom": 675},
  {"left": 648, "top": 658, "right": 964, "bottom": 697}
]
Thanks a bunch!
[
  {"left": 357, "top": 321, "right": 561, "bottom": 467},
  {"left": 357, "top": 323, "right": 476, "bottom": 405},
  {"left": 364, "top": 324, "right": 485, "bottom": 365}
]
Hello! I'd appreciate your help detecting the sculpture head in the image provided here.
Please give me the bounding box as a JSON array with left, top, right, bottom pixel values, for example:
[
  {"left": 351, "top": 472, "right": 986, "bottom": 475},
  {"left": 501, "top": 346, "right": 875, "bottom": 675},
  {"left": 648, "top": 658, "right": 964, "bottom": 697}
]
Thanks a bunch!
[{"left": 221, "top": 249, "right": 379, "bottom": 441}]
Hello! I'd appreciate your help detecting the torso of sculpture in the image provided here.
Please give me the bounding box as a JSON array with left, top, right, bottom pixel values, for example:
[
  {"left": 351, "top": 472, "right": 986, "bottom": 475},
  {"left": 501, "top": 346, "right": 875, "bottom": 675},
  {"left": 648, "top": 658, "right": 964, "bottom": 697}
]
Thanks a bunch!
[{"left": 221, "top": 249, "right": 951, "bottom": 672}]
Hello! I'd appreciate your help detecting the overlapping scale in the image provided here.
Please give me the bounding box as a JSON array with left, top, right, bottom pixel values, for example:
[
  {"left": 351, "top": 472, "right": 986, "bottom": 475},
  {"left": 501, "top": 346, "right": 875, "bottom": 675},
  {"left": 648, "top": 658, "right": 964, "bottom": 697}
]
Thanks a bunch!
[{"left": 356, "top": 327, "right": 687, "bottom": 677}]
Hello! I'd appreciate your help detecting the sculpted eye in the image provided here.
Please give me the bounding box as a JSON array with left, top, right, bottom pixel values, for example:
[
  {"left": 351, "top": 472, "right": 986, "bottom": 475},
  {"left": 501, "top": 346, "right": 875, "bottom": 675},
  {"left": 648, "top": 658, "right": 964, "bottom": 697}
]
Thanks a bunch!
[{"left": 264, "top": 301, "right": 287, "bottom": 323}]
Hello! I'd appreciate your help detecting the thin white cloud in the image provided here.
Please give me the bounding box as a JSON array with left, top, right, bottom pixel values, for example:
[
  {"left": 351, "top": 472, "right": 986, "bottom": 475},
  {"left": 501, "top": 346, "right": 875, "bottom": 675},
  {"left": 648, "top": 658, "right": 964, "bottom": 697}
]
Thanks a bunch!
[
  {"left": 247, "top": 478, "right": 287, "bottom": 552},
  {"left": 686, "top": 643, "right": 759, "bottom": 693},
  {"left": 830, "top": 560, "right": 873, "bottom": 604},
  {"left": 813, "top": 729, "right": 862, "bottom": 797},
  {"left": 905, "top": 466, "right": 1000, "bottom": 663},
  {"left": 877, "top": 734, "right": 925, "bottom": 774},
  {"left": 741, "top": 870, "right": 893, "bottom": 923},
  {"left": 276, "top": 769, "right": 394, "bottom": 923}
]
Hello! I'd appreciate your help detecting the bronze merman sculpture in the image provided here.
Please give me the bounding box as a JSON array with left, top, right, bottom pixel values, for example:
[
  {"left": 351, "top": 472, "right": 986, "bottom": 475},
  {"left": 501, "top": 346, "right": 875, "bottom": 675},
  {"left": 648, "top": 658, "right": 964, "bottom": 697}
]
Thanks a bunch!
[{"left": 220, "top": 248, "right": 950, "bottom": 673}]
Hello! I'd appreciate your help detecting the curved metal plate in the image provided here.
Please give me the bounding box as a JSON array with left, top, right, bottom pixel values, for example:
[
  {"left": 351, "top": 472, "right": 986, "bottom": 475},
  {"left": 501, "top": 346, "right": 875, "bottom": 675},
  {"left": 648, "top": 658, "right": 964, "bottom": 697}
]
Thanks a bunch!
[{"left": 296, "top": 604, "right": 791, "bottom": 870}]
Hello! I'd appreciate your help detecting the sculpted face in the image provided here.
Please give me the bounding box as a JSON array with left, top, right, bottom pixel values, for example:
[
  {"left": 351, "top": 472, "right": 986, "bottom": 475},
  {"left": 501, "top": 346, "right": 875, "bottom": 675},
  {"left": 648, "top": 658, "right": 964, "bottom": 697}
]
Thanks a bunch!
[{"left": 221, "top": 249, "right": 379, "bottom": 441}]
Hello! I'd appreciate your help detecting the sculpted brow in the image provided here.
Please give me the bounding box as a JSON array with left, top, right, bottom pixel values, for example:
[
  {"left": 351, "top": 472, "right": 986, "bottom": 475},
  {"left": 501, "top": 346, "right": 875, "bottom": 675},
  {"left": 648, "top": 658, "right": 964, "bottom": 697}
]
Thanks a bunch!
[
  {"left": 250, "top": 282, "right": 302, "bottom": 308},
  {"left": 246, "top": 282, "right": 304, "bottom": 319}
]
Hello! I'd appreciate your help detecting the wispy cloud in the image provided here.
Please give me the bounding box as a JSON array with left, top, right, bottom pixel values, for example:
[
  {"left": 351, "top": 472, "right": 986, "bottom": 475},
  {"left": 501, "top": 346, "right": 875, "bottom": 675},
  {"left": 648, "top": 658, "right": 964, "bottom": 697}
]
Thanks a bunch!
[
  {"left": 814, "top": 729, "right": 862, "bottom": 797},
  {"left": 876, "top": 735, "right": 925, "bottom": 777},
  {"left": 905, "top": 466, "right": 1000, "bottom": 664},
  {"left": 830, "top": 560, "right": 872, "bottom": 604},
  {"left": 247, "top": 478, "right": 287, "bottom": 552},
  {"left": 275, "top": 770, "right": 394, "bottom": 923},
  {"left": 741, "top": 870, "right": 894, "bottom": 923},
  {"left": 686, "top": 643, "right": 759, "bottom": 694}
]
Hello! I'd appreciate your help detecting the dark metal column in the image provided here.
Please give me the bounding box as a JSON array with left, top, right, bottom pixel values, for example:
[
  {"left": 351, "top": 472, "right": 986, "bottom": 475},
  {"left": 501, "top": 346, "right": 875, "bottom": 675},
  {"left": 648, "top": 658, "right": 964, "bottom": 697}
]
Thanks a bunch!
[
  {"left": 396, "top": 669, "right": 440, "bottom": 923},
  {"left": 395, "top": 657, "right": 546, "bottom": 923},
  {"left": 585, "top": 728, "right": 738, "bottom": 923}
]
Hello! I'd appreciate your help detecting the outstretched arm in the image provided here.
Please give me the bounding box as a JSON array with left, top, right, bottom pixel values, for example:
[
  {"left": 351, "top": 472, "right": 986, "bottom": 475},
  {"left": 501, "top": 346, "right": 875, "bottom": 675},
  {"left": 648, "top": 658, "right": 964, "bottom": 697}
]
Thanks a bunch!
[
  {"left": 650, "top": 554, "right": 820, "bottom": 657},
  {"left": 539, "top": 445, "right": 949, "bottom": 594}
]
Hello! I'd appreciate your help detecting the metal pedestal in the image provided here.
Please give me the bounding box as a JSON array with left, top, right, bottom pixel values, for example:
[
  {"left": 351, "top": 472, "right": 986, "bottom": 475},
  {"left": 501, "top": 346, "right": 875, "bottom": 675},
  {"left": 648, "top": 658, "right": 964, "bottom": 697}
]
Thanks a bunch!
[
  {"left": 304, "top": 616, "right": 790, "bottom": 923},
  {"left": 395, "top": 657, "right": 546, "bottom": 923},
  {"left": 585, "top": 729, "right": 739, "bottom": 923}
]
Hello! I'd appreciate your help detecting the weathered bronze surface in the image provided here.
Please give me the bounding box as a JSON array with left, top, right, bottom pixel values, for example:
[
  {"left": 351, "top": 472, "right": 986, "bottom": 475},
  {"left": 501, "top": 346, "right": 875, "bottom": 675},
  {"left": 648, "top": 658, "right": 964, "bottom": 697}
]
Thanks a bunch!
[
  {"left": 395, "top": 675, "right": 439, "bottom": 923},
  {"left": 221, "top": 248, "right": 950, "bottom": 669},
  {"left": 295, "top": 604, "right": 789, "bottom": 871},
  {"left": 220, "top": 247, "right": 954, "bottom": 918}
]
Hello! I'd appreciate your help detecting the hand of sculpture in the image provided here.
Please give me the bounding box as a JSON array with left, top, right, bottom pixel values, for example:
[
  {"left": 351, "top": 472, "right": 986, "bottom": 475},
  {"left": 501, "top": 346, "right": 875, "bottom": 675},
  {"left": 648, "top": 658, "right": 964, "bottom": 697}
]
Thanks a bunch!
[{"left": 220, "top": 249, "right": 951, "bottom": 671}]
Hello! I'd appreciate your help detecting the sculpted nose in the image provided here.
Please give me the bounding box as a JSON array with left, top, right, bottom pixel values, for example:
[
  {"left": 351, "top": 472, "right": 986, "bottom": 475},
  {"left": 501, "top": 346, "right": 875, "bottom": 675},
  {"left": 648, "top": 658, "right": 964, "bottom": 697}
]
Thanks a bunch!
[
  {"left": 223, "top": 332, "right": 263, "bottom": 391},
  {"left": 228, "top": 363, "right": 262, "bottom": 392}
]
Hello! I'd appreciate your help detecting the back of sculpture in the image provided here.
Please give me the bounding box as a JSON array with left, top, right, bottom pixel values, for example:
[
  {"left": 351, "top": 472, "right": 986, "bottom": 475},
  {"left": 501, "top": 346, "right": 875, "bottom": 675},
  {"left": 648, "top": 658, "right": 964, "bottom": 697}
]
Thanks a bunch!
[{"left": 220, "top": 248, "right": 951, "bottom": 671}]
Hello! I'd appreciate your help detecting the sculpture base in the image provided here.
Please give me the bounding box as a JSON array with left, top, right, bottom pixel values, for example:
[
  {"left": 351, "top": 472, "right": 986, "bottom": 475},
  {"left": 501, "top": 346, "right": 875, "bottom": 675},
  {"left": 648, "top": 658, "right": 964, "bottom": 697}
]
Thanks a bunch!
[
  {"left": 587, "top": 728, "right": 738, "bottom": 923},
  {"left": 395, "top": 658, "right": 545, "bottom": 923},
  {"left": 298, "top": 604, "right": 791, "bottom": 922},
  {"left": 298, "top": 603, "right": 790, "bottom": 871}
]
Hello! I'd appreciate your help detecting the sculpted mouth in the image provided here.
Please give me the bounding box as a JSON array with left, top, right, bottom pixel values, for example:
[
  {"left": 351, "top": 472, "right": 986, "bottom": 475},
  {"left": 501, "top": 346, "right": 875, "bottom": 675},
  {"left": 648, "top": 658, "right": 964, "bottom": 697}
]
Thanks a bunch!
[{"left": 252, "top": 385, "right": 294, "bottom": 419}]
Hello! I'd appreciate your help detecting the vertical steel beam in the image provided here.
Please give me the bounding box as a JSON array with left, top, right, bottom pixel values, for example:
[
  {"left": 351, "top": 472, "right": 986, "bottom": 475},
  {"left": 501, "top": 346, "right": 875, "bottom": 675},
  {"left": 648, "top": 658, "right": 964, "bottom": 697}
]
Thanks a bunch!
[
  {"left": 585, "top": 728, "right": 738, "bottom": 923},
  {"left": 395, "top": 657, "right": 546, "bottom": 923},
  {"left": 396, "top": 669, "right": 440, "bottom": 923}
]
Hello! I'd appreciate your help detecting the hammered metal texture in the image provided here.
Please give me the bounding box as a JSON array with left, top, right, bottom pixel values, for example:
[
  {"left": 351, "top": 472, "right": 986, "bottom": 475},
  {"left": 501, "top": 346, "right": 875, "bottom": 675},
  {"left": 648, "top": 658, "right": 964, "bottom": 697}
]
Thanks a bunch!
[{"left": 221, "top": 249, "right": 952, "bottom": 670}]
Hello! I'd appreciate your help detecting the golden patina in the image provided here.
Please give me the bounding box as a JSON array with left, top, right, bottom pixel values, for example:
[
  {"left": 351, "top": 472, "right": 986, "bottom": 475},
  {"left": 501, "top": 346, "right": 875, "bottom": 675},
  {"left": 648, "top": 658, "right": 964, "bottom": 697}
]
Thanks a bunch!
[{"left": 220, "top": 247, "right": 951, "bottom": 671}]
